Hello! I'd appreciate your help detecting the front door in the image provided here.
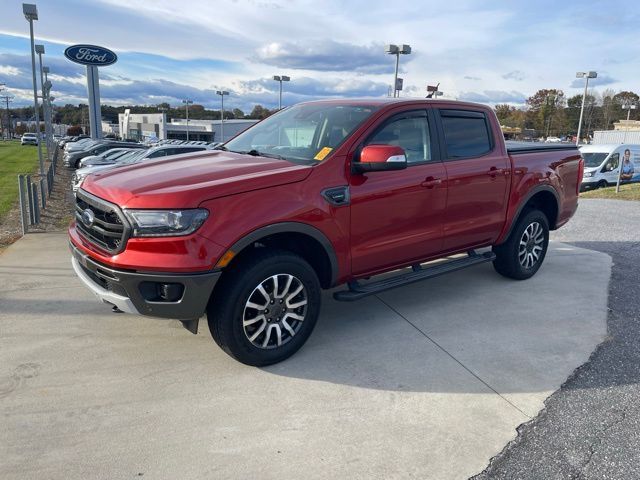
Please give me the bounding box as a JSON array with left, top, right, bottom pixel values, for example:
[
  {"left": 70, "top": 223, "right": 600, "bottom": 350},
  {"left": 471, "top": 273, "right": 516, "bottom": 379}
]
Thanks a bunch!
[{"left": 349, "top": 109, "right": 447, "bottom": 276}]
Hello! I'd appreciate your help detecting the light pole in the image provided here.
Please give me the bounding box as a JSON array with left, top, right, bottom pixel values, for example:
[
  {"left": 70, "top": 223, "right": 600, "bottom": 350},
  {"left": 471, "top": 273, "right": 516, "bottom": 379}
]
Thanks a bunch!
[
  {"left": 575, "top": 71, "right": 597, "bottom": 145},
  {"left": 216, "top": 90, "right": 229, "bottom": 142},
  {"left": 616, "top": 102, "right": 637, "bottom": 192},
  {"left": 35, "top": 44, "right": 51, "bottom": 158},
  {"left": 23, "top": 3, "right": 44, "bottom": 174},
  {"left": 43, "top": 66, "right": 53, "bottom": 142},
  {"left": 182, "top": 99, "right": 193, "bottom": 141},
  {"left": 385, "top": 44, "right": 411, "bottom": 98},
  {"left": 272, "top": 75, "right": 290, "bottom": 110}
]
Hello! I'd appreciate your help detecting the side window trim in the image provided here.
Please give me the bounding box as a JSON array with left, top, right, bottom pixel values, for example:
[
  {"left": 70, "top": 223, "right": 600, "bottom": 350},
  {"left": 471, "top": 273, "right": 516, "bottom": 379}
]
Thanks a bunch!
[
  {"left": 359, "top": 109, "right": 439, "bottom": 166},
  {"left": 435, "top": 108, "right": 495, "bottom": 161}
]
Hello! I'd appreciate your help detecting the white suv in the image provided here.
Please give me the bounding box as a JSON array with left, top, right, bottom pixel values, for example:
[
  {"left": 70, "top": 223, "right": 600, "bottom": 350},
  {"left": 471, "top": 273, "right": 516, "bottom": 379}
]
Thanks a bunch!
[{"left": 21, "top": 133, "right": 39, "bottom": 146}]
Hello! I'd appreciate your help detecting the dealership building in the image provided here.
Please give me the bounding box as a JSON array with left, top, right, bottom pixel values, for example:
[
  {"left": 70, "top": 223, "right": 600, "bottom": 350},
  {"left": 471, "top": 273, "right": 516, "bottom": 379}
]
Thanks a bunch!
[{"left": 117, "top": 111, "right": 258, "bottom": 142}]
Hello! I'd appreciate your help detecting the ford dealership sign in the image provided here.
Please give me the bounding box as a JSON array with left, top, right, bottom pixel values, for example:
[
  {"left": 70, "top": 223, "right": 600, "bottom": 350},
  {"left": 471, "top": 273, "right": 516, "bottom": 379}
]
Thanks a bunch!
[{"left": 64, "top": 44, "right": 117, "bottom": 67}]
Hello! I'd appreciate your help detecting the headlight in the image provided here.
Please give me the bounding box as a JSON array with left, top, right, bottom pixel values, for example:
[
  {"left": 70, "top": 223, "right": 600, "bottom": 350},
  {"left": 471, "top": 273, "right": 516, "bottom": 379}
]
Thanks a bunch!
[
  {"left": 124, "top": 209, "right": 209, "bottom": 237},
  {"left": 74, "top": 173, "right": 88, "bottom": 184},
  {"left": 583, "top": 171, "right": 595, "bottom": 178}
]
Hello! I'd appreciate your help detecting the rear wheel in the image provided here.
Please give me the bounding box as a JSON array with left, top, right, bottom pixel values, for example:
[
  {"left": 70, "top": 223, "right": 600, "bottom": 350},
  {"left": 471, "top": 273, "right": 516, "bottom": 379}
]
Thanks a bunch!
[
  {"left": 207, "top": 250, "right": 321, "bottom": 366},
  {"left": 492, "top": 209, "right": 549, "bottom": 280}
]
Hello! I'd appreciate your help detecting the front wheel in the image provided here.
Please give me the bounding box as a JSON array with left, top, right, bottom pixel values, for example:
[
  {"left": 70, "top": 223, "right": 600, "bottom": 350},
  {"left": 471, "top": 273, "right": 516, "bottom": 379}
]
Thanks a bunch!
[
  {"left": 597, "top": 180, "right": 608, "bottom": 189},
  {"left": 492, "top": 209, "right": 549, "bottom": 280},
  {"left": 207, "top": 250, "right": 321, "bottom": 366}
]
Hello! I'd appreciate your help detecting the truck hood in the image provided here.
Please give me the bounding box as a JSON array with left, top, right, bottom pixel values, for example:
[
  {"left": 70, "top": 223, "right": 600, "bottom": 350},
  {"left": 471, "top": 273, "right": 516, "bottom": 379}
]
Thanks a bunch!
[{"left": 81, "top": 150, "right": 314, "bottom": 208}]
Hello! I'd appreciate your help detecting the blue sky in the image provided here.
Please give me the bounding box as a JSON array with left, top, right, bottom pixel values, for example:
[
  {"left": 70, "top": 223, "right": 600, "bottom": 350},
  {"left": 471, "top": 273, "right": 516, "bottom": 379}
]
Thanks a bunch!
[{"left": 0, "top": 0, "right": 638, "bottom": 112}]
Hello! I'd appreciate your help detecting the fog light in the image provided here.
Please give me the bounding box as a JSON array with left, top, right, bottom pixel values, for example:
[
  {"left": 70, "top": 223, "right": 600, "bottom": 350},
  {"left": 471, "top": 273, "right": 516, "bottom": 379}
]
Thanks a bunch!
[{"left": 158, "top": 283, "right": 183, "bottom": 302}]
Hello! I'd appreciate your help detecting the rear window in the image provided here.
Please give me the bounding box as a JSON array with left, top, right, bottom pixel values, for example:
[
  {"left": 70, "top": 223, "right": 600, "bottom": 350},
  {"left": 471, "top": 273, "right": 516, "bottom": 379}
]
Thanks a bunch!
[{"left": 440, "top": 110, "right": 492, "bottom": 159}]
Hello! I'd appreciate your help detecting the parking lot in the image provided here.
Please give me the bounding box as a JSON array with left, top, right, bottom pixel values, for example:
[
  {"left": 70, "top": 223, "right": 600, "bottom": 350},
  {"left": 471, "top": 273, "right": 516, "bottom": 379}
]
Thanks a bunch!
[{"left": 0, "top": 226, "right": 611, "bottom": 479}]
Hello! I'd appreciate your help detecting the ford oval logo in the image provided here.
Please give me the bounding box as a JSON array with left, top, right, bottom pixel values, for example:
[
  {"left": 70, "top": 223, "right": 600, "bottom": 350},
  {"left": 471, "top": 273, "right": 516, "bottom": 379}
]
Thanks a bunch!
[
  {"left": 81, "top": 209, "right": 95, "bottom": 228},
  {"left": 64, "top": 44, "right": 118, "bottom": 67}
]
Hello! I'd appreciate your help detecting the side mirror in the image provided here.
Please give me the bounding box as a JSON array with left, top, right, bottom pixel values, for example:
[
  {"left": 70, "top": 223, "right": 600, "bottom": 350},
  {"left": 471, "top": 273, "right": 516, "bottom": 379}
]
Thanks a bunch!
[{"left": 353, "top": 145, "right": 408, "bottom": 173}]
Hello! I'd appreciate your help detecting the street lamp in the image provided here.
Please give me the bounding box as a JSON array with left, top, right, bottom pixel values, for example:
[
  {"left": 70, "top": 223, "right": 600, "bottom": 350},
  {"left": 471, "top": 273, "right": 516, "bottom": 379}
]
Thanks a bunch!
[
  {"left": 385, "top": 44, "right": 411, "bottom": 98},
  {"left": 575, "top": 71, "right": 597, "bottom": 145},
  {"left": 23, "top": 3, "right": 44, "bottom": 175},
  {"left": 43, "top": 65, "right": 52, "bottom": 140},
  {"left": 272, "top": 75, "right": 290, "bottom": 110},
  {"left": 35, "top": 44, "right": 51, "bottom": 158},
  {"left": 216, "top": 90, "right": 229, "bottom": 142},
  {"left": 616, "top": 102, "right": 638, "bottom": 192},
  {"left": 182, "top": 99, "right": 193, "bottom": 141}
]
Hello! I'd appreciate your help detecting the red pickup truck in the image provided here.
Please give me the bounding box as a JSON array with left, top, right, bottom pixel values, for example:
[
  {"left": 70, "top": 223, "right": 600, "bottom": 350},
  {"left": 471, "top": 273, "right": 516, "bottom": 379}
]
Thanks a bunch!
[{"left": 69, "top": 99, "right": 583, "bottom": 365}]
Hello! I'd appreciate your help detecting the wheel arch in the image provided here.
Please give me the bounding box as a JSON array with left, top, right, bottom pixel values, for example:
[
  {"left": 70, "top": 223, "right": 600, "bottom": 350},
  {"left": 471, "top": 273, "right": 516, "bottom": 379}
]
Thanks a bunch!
[
  {"left": 500, "top": 185, "right": 559, "bottom": 243},
  {"left": 218, "top": 222, "right": 339, "bottom": 289}
]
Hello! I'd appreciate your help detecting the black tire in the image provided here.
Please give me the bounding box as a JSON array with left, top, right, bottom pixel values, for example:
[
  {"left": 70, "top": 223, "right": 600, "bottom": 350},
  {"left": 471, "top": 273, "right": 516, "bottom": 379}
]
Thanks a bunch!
[
  {"left": 597, "top": 180, "right": 608, "bottom": 189},
  {"left": 492, "top": 209, "right": 549, "bottom": 280},
  {"left": 207, "top": 249, "right": 321, "bottom": 366}
]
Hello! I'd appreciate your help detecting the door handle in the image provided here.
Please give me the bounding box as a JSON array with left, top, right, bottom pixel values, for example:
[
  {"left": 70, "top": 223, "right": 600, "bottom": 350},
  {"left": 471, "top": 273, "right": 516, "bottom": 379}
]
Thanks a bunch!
[
  {"left": 487, "top": 167, "right": 508, "bottom": 177},
  {"left": 421, "top": 177, "right": 442, "bottom": 188}
]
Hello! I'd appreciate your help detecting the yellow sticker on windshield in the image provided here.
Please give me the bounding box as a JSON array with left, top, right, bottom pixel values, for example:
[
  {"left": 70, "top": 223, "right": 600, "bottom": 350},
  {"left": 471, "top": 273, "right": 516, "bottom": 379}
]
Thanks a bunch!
[{"left": 314, "top": 147, "right": 333, "bottom": 161}]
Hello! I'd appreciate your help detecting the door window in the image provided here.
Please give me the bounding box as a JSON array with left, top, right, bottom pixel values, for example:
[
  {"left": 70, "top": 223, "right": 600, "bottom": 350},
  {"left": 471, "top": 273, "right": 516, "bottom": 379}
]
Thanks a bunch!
[
  {"left": 366, "top": 114, "right": 431, "bottom": 164},
  {"left": 440, "top": 110, "right": 492, "bottom": 158},
  {"left": 603, "top": 153, "right": 619, "bottom": 172}
]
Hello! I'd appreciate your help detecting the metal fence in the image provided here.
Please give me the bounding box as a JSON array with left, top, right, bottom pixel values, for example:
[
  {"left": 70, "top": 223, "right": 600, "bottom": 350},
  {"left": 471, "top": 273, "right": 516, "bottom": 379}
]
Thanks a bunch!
[{"left": 17, "top": 146, "right": 59, "bottom": 235}]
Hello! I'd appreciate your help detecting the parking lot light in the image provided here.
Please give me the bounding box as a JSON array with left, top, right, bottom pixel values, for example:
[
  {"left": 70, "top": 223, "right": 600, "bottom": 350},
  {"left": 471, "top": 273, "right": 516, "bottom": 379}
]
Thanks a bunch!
[
  {"left": 23, "top": 3, "right": 44, "bottom": 175},
  {"left": 216, "top": 90, "right": 229, "bottom": 142},
  {"left": 575, "top": 71, "right": 597, "bottom": 146},
  {"left": 182, "top": 99, "right": 193, "bottom": 141},
  {"left": 273, "top": 75, "right": 290, "bottom": 110},
  {"left": 386, "top": 44, "right": 411, "bottom": 98}
]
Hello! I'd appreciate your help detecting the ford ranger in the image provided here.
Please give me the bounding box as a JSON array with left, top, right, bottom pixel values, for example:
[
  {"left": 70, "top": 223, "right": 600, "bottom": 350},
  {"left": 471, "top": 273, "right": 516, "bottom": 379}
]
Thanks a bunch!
[{"left": 69, "top": 99, "right": 583, "bottom": 366}]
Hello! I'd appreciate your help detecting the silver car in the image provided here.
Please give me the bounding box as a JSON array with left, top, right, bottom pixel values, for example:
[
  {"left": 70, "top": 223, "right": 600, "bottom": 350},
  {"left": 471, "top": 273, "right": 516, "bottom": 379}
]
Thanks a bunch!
[{"left": 71, "top": 144, "right": 208, "bottom": 192}]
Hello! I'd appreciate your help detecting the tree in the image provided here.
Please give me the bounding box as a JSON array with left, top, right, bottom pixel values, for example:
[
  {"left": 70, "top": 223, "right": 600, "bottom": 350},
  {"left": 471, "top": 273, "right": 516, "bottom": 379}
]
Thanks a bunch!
[
  {"left": 67, "top": 125, "right": 83, "bottom": 136},
  {"left": 526, "top": 89, "right": 565, "bottom": 136},
  {"left": 494, "top": 104, "right": 515, "bottom": 124},
  {"left": 232, "top": 108, "right": 245, "bottom": 119},
  {"left": 15, "top": 124, "right": 27, "bottom": 136},
  {"left": 248, "top": 104, "right": 275, "bottom": 119},
  {"left": 613, "top": 90, "right": 639, "bottom": 121}
]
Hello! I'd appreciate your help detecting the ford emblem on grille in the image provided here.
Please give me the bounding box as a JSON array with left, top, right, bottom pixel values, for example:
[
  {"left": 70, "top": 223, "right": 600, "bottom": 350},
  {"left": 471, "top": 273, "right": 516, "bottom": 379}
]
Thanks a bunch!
[{"left": 81, "top": 209, "right": 95, "bottom": 228}]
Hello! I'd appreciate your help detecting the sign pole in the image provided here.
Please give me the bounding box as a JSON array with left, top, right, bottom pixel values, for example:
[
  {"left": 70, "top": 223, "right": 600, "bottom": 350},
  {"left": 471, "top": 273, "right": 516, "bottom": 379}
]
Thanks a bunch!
[{"left": 86, "top": 66, "right": 102, "bottom": 139}]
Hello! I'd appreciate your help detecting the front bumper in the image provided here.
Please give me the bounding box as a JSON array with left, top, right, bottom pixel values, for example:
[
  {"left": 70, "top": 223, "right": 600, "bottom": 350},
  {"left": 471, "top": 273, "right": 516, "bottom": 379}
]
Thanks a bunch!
[{"left": 70, "top": 242, "right": 222, "bottom": 320}]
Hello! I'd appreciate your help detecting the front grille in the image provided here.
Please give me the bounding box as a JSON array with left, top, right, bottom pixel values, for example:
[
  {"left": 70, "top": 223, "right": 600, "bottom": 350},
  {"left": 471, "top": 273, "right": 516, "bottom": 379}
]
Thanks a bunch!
[{"left": 75, "top": 190, "right": 130, "bottom": 254}]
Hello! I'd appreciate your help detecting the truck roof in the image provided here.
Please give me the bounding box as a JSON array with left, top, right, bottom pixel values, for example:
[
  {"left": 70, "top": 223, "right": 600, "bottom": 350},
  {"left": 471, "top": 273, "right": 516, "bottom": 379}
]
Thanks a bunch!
[{"left": 297, "top": 97, "right": 490, "bottom": 110}]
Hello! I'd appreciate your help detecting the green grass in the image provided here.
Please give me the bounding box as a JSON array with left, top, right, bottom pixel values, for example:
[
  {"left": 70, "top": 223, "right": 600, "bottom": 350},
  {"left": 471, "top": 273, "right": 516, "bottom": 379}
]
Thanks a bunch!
[
  {"left": 0, "top": 140, "right": 40, "bottom": 219},
  {"left": 581, "top": 183, "right": 640, "bottom": 201}
]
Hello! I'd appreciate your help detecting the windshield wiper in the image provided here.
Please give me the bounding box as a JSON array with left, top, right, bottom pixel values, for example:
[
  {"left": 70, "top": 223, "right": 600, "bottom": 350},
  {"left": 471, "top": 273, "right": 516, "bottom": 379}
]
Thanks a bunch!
[
  {"left": 235, "top": 149, "right": 287, "bottom": 160},
  {"left": 213, "top": 145, "right": 227, "bottom": 151}
]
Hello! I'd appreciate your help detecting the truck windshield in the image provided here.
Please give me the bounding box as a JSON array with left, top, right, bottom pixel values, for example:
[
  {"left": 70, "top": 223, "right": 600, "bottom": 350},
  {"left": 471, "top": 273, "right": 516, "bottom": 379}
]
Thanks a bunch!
[
  {"left": 223, "top": 103, "right": 379, "bottom": 164},
  {"left": 581, "top": 152, "right": 609, "bottom": 167}
]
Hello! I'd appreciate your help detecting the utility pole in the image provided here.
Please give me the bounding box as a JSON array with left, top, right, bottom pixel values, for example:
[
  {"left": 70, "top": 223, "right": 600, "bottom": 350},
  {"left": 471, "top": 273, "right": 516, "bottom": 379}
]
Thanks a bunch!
[{"left": 182, "top": 99, "right": 193, "bottom": 141}]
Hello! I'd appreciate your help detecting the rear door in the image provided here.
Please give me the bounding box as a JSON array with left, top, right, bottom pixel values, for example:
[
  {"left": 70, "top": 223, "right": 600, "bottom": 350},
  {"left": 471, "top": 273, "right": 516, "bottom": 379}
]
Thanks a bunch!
[
  {"left": 436, "top": 108, "right": 510, "bottom": 251},
  {"left": 349, "top": 108, "right": 448, "bottom": 275}
]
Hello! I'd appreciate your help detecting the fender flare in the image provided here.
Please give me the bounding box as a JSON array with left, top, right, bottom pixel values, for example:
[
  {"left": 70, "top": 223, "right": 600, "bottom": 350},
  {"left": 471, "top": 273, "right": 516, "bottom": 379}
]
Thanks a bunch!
[
  {"left": 499, "top": 185, "right": 560, "bottom": 243},
  {"left": 225, "top": 222, "right": 339, "bottom": 287}
]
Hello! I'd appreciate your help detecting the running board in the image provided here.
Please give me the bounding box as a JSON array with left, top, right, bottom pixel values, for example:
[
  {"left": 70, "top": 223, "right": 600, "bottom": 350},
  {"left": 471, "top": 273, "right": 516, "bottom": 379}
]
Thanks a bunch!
[{"left": 333, "top": 251, "right": 496, "bottom": 302}]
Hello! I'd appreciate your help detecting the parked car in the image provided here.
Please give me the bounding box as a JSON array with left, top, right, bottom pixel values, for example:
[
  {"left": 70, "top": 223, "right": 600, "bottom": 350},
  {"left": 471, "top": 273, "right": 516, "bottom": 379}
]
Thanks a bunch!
[
  {"left": 71, "top": 144, "right": 207, "bottom": 192},
  {"left": 545, "top": 136, "right": 562, "bottom": 143},
  {"left": 580, "top": 144, "right": 640, "bottom": 190},
  {"left": 70, "top": 98, "right": 583, "bottom": 366},
  {"left": 65, "top": 142, "right": 146, "bottom": 169},
  {"left": 78, "top": 147, "right": 145, "bottom": 168},
  {"left": 21, "top": 133, "right": 39, "bottom": 146}
]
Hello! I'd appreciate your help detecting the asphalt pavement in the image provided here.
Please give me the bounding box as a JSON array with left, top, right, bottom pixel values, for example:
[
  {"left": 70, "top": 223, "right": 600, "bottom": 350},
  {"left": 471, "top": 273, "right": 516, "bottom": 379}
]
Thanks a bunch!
[{"left": 474, "top": 198, "right": 640, "bottom": 479}]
